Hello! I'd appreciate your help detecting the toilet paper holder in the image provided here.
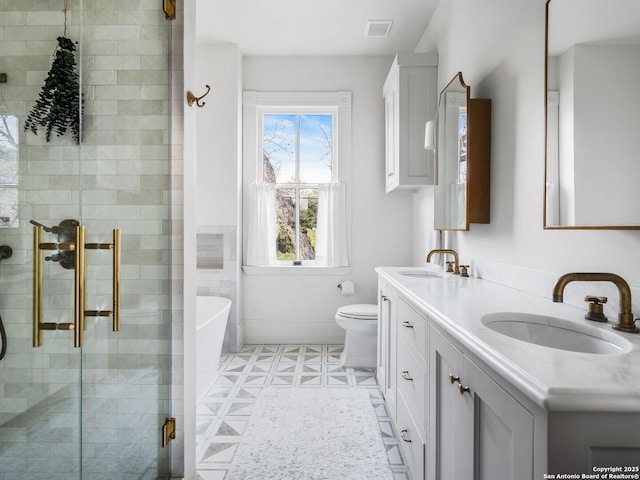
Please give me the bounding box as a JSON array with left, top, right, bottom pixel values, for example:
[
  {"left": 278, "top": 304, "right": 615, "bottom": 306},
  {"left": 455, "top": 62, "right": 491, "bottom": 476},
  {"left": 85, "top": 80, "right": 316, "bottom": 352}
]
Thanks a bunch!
[{"left": 337, "top": 280, "right": 355, "bottom": 295}]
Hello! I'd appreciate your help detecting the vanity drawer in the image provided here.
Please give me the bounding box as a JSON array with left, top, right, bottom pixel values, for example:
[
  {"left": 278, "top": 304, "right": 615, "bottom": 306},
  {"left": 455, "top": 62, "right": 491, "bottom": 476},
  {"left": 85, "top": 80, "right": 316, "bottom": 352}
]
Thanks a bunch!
[
  {"left": 397, "top": 297, "right": 427, "bottom": 362},
  {"left": 397, "top": 336, "right": 427, "bottom": 432},
  {"left": 396, "top": 389, "right": 426, "bottom": 480}
]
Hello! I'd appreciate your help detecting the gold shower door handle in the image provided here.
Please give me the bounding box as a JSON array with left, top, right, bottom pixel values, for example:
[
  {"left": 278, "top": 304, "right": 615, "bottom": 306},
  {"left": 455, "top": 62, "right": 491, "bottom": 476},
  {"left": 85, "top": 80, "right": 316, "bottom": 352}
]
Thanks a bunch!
[
  {"left": 32, "top": 224, "right": 83, "bottom": 347},
  {"left": 33, "top": 224, "right": 121, "bottom": 348},
  {"left": 113, "top": 229, "right": 120, "bottom": 331},
  {"left": 74, "top": 225, "right": 86, "bottom": 347},
  {"left": 84, "top": 229, "right": 121, "bottom": 332},
  {"left": 33, "top": 225, "right": 44, "bottom": 348}
]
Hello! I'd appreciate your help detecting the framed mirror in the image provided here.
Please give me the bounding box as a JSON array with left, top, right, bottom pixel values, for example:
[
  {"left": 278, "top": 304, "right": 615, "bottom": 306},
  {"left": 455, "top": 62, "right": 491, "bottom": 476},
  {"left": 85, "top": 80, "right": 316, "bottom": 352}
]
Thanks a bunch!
[
  {"left": 435, "top": 73, "right": 491, "bottom": 231},
  {"left": 545, "top": 0, "right": 640, "bottom": 229}
]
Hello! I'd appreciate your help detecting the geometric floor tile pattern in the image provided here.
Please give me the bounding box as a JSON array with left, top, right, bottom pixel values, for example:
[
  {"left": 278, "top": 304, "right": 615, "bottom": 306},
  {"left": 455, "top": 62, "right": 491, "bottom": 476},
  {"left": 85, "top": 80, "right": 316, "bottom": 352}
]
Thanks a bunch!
[{"left": 195, "top": 344, "right": 411, "bottom": 480}]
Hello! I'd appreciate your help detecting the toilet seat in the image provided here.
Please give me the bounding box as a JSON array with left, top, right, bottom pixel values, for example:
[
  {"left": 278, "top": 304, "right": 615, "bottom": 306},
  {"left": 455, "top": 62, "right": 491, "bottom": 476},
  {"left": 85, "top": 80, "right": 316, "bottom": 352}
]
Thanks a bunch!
[{"left": 336, "top": 304, "right": 377, "bottom": 320}]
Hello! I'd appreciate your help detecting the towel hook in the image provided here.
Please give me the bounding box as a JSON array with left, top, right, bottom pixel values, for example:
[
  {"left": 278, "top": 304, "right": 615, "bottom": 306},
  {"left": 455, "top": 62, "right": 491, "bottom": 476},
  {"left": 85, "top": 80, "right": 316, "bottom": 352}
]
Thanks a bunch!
[{"left": 187, "top": 84, "right": 211, "bottom": 108}]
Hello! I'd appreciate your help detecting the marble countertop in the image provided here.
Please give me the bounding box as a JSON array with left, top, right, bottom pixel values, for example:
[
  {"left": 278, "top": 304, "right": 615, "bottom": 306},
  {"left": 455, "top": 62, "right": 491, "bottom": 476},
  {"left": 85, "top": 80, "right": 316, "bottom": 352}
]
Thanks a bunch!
[{"left": 376, "top": 266, "right": 640, "bottom": 412}]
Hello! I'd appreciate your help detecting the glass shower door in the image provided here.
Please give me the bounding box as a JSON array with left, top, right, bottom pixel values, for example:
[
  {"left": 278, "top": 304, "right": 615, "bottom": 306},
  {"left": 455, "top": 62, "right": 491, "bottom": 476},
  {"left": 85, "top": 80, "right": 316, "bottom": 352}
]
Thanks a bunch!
[{"left": 0, "top": 1, "right": 173, "bottom": 478}]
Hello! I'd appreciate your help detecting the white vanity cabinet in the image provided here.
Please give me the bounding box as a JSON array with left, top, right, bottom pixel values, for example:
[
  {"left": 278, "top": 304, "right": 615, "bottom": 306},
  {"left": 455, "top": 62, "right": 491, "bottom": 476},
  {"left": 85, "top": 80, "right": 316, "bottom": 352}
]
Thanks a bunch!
[
  {"left": 547, "top": 412, "right": 640, "bottom": 472},
  {"left": 377, "top": 277, "right": 398, "bottom": 420},
  {"left": 395, "top": 298, "right": 428, "bottom": 480},
  {"left": 383, "top": 53, "right": 438, "bottom": 193},
  {"left": 428, "top": 325, "right": 534, "bottom": 480},
  {"left": 376, "top": 266, "right": 640, "bottom": 479},
  {"left": 377, "top": 282, "right": 536, "bottom": 480}
]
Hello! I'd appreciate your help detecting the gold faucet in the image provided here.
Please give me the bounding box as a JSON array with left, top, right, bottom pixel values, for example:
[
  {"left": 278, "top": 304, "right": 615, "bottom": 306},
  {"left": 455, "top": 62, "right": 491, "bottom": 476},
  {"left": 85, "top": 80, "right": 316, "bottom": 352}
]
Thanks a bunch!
[
  {"left": 552, "top": 273, "right": 639, "bottom": 334},
  {"left": 427, "top": 249, "right": 460, "bottom": 275}
]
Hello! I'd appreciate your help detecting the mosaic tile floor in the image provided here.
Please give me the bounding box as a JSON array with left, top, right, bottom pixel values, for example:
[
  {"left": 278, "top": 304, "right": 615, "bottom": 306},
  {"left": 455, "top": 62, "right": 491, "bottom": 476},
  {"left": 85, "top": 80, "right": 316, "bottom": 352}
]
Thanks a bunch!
[{"left": 195, "top": 344, "right": 411, "bottom": 480}]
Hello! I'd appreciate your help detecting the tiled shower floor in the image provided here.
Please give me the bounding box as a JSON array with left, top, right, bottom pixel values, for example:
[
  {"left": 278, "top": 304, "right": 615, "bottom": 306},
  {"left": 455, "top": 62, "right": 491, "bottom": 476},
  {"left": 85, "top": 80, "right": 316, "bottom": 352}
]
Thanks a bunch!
[{"left": 195, "top": 344, "right": 411, "bottom": 480}]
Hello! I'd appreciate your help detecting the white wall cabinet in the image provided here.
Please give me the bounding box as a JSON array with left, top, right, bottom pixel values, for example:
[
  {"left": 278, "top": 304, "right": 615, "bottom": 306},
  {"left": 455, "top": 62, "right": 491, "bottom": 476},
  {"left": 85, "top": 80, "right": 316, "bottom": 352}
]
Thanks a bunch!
[{"left": 383, "top": 53, "right": 438, "bottom": 193}]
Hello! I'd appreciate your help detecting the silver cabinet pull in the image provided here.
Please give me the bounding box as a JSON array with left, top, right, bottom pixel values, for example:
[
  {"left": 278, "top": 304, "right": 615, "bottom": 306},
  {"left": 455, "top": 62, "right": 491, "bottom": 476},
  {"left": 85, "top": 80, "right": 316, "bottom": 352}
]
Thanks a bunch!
[
  {"left": 402, "top": 321, "right": 413, "bottom": 328},
  {"left": 400, "top": 429, "right": 412, "bottom": 443},
  {"left": 401, "top": 370, "right": 413, "bottom": 381}
]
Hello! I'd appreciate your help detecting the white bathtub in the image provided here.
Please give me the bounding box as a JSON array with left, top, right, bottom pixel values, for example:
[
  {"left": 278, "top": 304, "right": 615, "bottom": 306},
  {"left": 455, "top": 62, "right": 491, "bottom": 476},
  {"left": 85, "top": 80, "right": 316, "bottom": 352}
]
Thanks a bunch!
[{"left": 196, "top": 296, "right": 232, "bottom": 404}]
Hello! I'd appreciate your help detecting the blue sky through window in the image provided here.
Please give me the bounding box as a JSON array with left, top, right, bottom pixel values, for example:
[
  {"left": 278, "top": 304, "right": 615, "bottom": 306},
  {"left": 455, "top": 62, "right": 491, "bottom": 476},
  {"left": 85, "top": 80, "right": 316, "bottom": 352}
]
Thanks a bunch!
[{"left": 263, "top": 113, "right": 332, "bottom": 184}]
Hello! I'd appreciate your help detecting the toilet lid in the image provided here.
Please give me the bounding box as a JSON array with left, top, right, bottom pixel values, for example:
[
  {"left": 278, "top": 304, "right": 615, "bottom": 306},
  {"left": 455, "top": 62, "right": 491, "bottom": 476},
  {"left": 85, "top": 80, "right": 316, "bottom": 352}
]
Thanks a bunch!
[{"left": 337, "top": 304, "right": 378, "bottom": 320}]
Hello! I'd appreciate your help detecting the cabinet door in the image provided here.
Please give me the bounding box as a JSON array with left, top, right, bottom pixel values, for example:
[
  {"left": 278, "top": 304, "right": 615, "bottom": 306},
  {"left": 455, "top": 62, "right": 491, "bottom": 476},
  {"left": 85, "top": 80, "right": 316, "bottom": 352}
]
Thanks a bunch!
[
  {"left": 464, "top": 356, "right": 534, "bottom": 480},
  {"left": 378, "top": 282, "right": 398, "bottom": 421},
  {"left": 384, "top": 83, "right": 399, "bottom": 192},
  {"left": 429, "top": 326, "right": 534, "bottom": 480},
  {"left": 376, "top": 279, "right": 390, "bottom": 392},
  {"left": 429, "top": 326, "right": 467, "bottom": 480},
  {"left": 397, "top": 298, "right": 427, "bottom": 363},
  {"left": 383, "top": 53, "right": 438, "bottom": 192},
  {"left": 397, "top": 389, "right": 427, "bottom": 480}
]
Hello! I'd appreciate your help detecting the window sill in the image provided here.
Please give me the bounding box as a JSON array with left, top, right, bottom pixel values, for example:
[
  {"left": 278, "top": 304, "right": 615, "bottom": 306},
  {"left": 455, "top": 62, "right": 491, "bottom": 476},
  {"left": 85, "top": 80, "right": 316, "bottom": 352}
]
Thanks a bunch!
[{"left": 242, "top": 265, "right": 351, "bottom": 276}]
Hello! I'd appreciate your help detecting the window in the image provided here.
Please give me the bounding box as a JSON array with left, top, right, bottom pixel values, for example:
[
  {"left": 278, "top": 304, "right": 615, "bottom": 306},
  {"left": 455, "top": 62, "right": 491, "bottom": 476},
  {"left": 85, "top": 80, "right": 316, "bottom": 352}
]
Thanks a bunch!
[
  {"left": 0, "top": 114, "right": 18, "bottom": 228},
  {"left": 243, "top": 92, "right": 351, "bottom": 268},
  {"left": 263, "top": 113, "right": 332, "bottom": 262}
]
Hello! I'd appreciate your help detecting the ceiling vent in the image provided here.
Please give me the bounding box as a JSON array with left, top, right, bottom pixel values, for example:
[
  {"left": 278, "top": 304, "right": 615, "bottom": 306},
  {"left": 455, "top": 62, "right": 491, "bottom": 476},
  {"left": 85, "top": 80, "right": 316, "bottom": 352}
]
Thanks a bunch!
[{"left": 365, "top": 20, "right": 393, "bottom": 37}]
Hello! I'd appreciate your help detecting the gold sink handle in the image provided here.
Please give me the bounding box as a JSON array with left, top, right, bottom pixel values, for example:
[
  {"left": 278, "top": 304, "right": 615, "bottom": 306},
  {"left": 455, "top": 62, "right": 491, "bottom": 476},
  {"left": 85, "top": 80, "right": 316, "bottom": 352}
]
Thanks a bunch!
[{"left": 584, "top": 295, "right": 608, "bottom": 323}]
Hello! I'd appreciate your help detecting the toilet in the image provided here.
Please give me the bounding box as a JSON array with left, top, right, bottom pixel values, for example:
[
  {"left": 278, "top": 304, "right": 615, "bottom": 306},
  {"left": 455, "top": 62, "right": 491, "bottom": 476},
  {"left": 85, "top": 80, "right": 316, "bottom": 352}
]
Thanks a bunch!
[{"left": 335, "top": 304, "right": 378, "bottom": 368}]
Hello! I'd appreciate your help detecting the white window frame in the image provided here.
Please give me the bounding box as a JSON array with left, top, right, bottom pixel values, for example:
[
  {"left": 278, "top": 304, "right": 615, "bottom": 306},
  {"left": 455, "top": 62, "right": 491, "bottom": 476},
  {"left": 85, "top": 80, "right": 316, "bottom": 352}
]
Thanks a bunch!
[{"left": 242, "top": 91, "right": 352, "bottom": 274}]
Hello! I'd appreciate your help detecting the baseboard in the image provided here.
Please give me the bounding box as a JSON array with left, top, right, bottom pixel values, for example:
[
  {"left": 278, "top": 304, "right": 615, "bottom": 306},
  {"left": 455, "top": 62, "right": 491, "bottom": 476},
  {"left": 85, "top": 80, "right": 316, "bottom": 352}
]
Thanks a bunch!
[{"left": 242, "top": 318, "right": 345, "bottom": 345}]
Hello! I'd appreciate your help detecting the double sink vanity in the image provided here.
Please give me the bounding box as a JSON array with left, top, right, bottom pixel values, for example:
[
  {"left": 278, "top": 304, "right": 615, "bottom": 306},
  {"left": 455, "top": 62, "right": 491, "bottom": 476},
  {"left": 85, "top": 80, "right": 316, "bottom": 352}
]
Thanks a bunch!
[
  {"left": 375, "top": 2, "right": 640, "bottom": 478},
  {"left": 376, "top": 264, "right": 640, "bottom": 479}
]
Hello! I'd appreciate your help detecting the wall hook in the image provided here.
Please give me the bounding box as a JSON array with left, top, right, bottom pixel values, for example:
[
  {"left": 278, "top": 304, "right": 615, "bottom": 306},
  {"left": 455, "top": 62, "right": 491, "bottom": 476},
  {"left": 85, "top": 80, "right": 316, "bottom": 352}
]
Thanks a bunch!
[{"left": 187, "top": 84, "right": 211, "bottom": 108}]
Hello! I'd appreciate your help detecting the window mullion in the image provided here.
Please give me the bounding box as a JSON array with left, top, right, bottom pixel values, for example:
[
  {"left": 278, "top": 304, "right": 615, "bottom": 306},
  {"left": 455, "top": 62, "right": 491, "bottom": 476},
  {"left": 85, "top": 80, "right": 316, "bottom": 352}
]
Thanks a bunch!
[
  {"left": 295, "top": 187, "right": 301, "bottom": 261},
  {"left": 295, "top": 115, "right": 301, "bottom": 262},
  {"left": 295, "top": 114, "right": 301, "bottom": 183}
]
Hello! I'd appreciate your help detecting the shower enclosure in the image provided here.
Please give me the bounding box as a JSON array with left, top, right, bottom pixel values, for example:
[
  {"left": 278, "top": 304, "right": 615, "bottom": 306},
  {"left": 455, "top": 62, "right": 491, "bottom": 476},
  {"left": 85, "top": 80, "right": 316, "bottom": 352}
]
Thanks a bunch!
[{"left": 0, "top": 1, "right": 175, "bottom": 478}]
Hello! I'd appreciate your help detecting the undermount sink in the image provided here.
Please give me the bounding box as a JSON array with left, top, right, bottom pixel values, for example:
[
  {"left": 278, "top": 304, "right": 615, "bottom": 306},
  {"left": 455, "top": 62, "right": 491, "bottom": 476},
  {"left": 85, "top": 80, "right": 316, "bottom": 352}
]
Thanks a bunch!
[
  {"left": 481, "top": 312, "right": 632, "bottom": 354},
  {"left": 397, "top": 270, "right": 445, "bottom": 278}
]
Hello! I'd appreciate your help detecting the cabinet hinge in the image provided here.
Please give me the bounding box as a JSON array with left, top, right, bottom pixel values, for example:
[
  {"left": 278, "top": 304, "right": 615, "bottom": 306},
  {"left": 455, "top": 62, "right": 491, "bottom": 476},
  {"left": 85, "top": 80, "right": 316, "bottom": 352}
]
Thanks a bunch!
[{"left": 162, "top": 417, "right": 176, "bottom": 447}]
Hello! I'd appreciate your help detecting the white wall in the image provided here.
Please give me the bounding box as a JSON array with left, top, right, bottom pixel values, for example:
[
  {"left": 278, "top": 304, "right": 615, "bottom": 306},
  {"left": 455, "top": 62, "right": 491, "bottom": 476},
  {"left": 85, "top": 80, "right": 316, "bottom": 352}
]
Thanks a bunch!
[
  {"left": 413, "top": 0, "right": 640, "bottom": 316},
  {"left": 241, "top": 56, "right": 415, "bottom": 343},
  {"left": 194, "top": 43, "right": 242, "bottom": 351},
  {"left": 195, "top": 0, "right": 640, "bottom": 347},
  {"left": 196, "top": 43, "right": 241, "bottom": 227}
]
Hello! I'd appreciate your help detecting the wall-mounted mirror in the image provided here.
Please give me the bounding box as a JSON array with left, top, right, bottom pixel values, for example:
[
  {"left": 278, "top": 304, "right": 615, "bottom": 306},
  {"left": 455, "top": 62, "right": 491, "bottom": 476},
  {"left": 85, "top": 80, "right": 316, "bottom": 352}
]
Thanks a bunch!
[
  {"left": 545, "top": 0, "right": 640, "bottom": 229},
  {"left": 435, "top": 72, "right": 491, "bottom": 231}
]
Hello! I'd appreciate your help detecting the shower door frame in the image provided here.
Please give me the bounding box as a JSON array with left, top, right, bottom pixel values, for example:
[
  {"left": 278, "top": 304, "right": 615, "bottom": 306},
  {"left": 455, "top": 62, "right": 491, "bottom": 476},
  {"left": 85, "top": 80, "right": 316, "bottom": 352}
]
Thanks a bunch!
[{"left": 0, "top": 1, "right": 176, "bottom": 478}]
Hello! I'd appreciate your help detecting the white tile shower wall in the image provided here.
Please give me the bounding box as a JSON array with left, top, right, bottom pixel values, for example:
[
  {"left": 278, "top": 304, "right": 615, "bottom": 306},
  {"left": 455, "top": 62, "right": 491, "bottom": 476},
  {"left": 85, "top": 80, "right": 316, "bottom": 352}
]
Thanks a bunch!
[
  {"left": 197, "top": 226, "right": 238, "bottom": 353},
  {"left": 0, "top": 1, "right": 176, "bottom": 478},
  {"left": 197, "top": 233, "right": 224, "bottom": 269}
]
